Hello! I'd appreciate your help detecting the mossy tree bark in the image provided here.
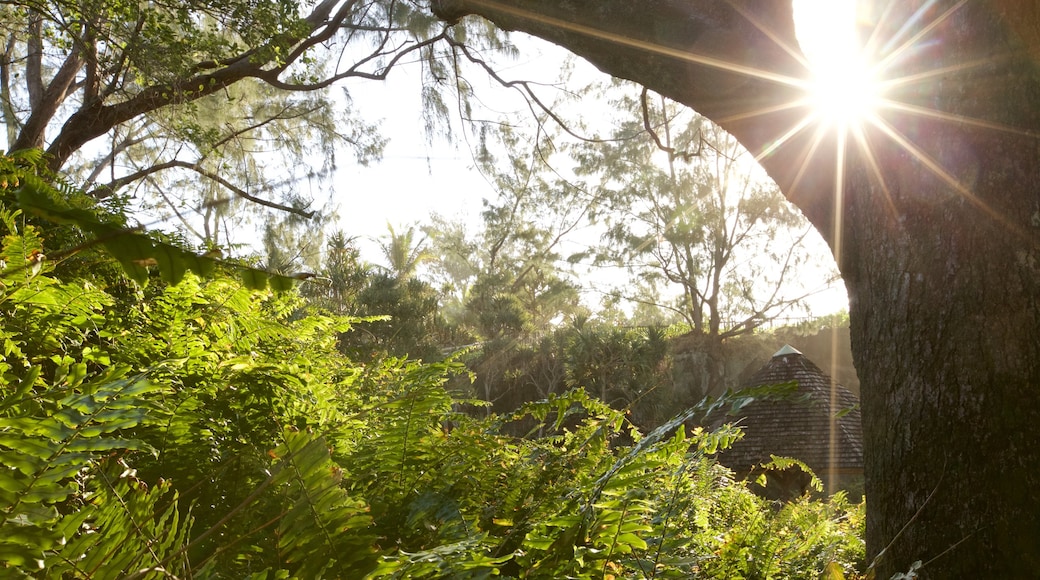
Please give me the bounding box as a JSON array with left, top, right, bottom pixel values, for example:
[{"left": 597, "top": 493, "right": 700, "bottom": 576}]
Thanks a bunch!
[{"left": 432, "top": 1, "right": 1040, "bottom": 576}]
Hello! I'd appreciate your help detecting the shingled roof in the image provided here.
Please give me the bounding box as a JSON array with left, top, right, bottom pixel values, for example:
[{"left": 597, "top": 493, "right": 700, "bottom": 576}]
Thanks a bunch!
[{"left": 709, "top": 345, "right": 863, "bottom": 477}]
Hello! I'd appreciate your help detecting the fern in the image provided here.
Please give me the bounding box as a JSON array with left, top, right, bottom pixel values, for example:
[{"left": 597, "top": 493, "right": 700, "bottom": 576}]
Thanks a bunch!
[
  {"left": 759, "top": 455, "right": 825, "bottom": 493},
  {"left": 47, "top": 461, "right": 192, "bottom": 579},
  {"left": 0, "top": 164, "right": 867, "bottom": 577},
  {"left": 268, "top": 428, "right": 378, "bottom": 577},
  {"left": 367, "top": 537, "right": 512, "bottom": 579},
  {"left": 0, "top": 366, "right": 168, "bottom": 570},
  {"left": 355, "top": 359, "right": 460, "bottom": 485},
  {"left": 2, "top": 149, "right": 295, "bottom": 291}
]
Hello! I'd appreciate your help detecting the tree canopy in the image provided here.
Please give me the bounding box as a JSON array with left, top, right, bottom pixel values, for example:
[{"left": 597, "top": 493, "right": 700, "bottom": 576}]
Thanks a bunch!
[
  {"left": 571, "top": 85, "right": 829, "bottom": 338},
  {"left": 1, "top": 0, "right": 475, "bottom": 246}
]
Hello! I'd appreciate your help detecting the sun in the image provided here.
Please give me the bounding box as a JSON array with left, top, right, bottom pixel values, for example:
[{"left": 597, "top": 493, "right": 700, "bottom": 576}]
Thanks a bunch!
[
  {"left": 794, "top": 0, "right": 881, "bottom": 129},
  {"left": 807, "top": 54, "right": 880, "bottom": 128}
]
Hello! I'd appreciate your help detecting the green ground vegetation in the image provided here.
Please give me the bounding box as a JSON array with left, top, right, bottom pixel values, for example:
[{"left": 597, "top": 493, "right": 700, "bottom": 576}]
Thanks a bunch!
[{"left": 0, "top": 154, "right": 864, "bottom": 578}]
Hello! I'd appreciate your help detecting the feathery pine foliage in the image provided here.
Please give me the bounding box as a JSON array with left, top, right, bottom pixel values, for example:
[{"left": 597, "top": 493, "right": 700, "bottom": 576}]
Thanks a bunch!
[{"left": 0, "top": 186, "right": 864, "bottom": 577}]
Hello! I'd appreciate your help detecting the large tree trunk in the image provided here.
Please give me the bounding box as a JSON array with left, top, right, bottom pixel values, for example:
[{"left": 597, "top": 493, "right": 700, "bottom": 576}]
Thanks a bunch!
[{"left": 433, "top": 1, "right": 1040, "bottom": 576}]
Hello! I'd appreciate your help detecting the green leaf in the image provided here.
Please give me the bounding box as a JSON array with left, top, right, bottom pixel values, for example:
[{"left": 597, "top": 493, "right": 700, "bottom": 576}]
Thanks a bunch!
[
  {"left": 615, "top": 532, "right": 648, "bottom": 551},
  {"left": 0, "top": 435, "right": 54, "bottom": 459},
  {"left": 822, "top": 561, "right": 846, "bottom": 580},
  {"left": 12, "top": 181, "right": 293, "bottom": 290},
  {"left": 0, "top": 367, "right": 40, "bottom": 413},
  {"left": 0, "top": 417, "right": 74, "bottom": 441}
]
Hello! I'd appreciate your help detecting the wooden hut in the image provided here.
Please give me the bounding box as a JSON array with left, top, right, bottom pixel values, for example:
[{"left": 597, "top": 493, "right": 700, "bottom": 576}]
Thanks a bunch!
[{"left": 708, "top": 345, "right": 863, "bottom": 500}]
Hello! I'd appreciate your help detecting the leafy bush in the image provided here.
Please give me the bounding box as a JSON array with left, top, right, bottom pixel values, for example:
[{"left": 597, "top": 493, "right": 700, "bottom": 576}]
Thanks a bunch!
[{"left": 0, "top": 172, "right": 864, "bottom": 578}]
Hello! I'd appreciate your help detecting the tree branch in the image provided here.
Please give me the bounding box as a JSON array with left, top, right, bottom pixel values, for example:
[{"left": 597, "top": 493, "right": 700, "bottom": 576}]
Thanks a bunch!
[
  {"left": 0, "top": 35, "right": 23, "bottom": 146},
  {"left": 91, "top": 160, "right": 315, "bottom": 219},
  {"left": 429, "top": 0, "right": 842, "bottom": 238},
  {"left": 448, "top": 37, "right": 616, "bottom": 145},
  {"left": 13, "top": 23, "right": 82, "bottom": 151},
  {"left": 42, "top": 0, "right": 363, "bottom": 170},
  {"left": 640, "top": 87, "right": 702, "bottom": 161},
  {"left": 25, "top": 15, "right": 42, "bottom": 108},
  {"left": 82, "top": 127, "right": 151, "bottom": 186}
]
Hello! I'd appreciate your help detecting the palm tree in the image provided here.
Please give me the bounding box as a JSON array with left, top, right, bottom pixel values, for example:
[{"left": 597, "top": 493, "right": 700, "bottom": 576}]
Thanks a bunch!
[{"left": 377, "top": 223, "right": 430, "bottom": 280}]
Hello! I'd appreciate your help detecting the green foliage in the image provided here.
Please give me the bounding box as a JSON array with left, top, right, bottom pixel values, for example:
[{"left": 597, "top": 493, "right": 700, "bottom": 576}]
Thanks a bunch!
[
  {"left": 779, "top": 311, "right": 852, "bottom": 335},
  {"left": 347, "top": 272, "right": 447, "bottom": 362},
  {"left": 760, "top": 455, "right": 825, "bottom": 494},
  {"left": 422, "top": 123, "right": 590, "bottom": 342},
  {"left": 298, "top": 231, "right": 451, "bottom": 362},
  {"left": 2, "top": 150, "right": 294, "bottom": 291},
  {"left": 377, "top": 223, "right": 431, "bottom": 280},
  {"left": 0, "top": 366, "right": 171, "bottom": 569},
  {"left": 299, "top": 231, "right": 370, "bottom": 316},
  {"left": 0, "top": 208, "right": 191, "bottom": 575},
  {"left": 47, "top": 462, "right": 192, "bottom": 579},
  {"left": 465, "top": 320, "right": 675, "bottom": 430},
  {"left": 266, "top": 428, "right": 378, "bottom": 578},
  {"left": 570, "top": 85, "right": 829, "bottom": 338},
  {"left": 0, "top": 199, "right": 865, "bottom": 578}
]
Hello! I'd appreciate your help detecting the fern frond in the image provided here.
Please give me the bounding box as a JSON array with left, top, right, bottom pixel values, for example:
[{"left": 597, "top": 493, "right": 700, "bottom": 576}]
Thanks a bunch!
[
  {"left": 270, "top": 428, "right": 378, "bottom": 577},
  {"left": 48, "top": 461, "right": 192, "bottom": 579},
  {"left": 11, "top": 171, "right": 295, "bottom": 291},
  {"left": 0, "top": 366, "right": 165, "bottom": 568}
]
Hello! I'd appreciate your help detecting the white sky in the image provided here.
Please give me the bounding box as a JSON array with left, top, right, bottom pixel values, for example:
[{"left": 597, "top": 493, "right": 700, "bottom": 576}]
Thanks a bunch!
[
  {"left": 331, "top": 72, "right": 488, "bottom": 245},
  {"left": 328, "top": 40, "right": 580, "bottom": 246},
  {"left": 322, "top": 12, "right": 853, "bottom": 317},
  {"left": 793, "top": 0, "right": 860, "bottom": 68}
]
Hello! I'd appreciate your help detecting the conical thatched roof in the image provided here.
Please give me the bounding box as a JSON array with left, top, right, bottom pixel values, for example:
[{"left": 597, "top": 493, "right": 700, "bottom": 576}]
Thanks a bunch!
[{"left": 709, "top": 345, "right": 863, "bottom": 476}]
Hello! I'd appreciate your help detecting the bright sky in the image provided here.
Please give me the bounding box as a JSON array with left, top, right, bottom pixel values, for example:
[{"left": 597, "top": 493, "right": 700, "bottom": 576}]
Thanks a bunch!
[
  {"left": 331, "top": 77, "right": 488, "bottom": 244},
  {"left": 329, "top": 41, "right": 576, "bottom": 257},
  {"left": 328, "top": 5, "right": 857, "bottom": 317},
  {"left": 794, "top": 0, "right": 878, "bottom": 128},
  {"left": 794, "top": 0, "right": 861, "bottom": 68}
]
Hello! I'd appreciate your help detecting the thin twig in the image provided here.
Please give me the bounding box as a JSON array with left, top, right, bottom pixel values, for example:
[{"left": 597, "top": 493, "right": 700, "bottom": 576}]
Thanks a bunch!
[
  {"left": 640, "top": 87, "right": 702, "bottom": 161},
  {"left": 866, "top": 459, "right": 948, "bottom": 573}
]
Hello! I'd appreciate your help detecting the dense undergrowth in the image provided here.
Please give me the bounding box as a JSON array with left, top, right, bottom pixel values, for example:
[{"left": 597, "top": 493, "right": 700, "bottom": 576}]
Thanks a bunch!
[{"left": 0, "top": 157, "right": 864, "bottom": 578}]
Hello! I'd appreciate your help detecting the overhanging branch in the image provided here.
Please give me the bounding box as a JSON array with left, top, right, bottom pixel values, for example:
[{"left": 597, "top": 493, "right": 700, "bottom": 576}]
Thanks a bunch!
[{"left": 91, "top": 160, "right": 315, "bottom": 219}]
